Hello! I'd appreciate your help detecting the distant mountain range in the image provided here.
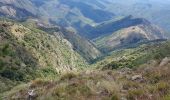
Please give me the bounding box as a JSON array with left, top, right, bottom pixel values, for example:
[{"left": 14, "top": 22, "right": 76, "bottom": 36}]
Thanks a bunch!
[
  {"left": 0, "top": 0, "right": 170, "bottom": 36},
  {"left": 0, "top": 0, "right": 168, "bottom": 59},
  {"left": 1, "top": 0, "right": 170, "bottom": 99}
]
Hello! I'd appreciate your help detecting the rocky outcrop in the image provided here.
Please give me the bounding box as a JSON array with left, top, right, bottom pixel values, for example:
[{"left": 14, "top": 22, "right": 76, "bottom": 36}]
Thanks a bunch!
[
  {"left": 159, "top": 57, "right": 170, "bottom": 67},
  {"left": 0, "top": 6, "right": 16, "bottom": 17},
  {"left": 0, "top": 0, "right": 37, "bottom": 19}
]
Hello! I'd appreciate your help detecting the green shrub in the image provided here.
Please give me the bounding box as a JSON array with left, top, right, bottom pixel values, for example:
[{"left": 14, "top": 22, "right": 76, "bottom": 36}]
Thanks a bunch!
[
  {"left": 1, "top": 44, "right": 11, "bottom": 56},
  {"left": 102, "top": 61, "right": 120, "bottom": 70},
  {"left": 40, "top": 67, "right": 58, "bottom": 77},
  {"left": 156, "top": 82, "right": 170, "bottom": 95},
  {"left": 52, "top": 86, "right": 66, "bottom": 98},
  {"left": 111, "top": 93, "right": 119, "bottom": 100},
  {"left": 0, "top": 69, "right": 24, "bottom": 81},
  {"left": 145, "top": 72, "right": 161, "bottom": 84},
  {"left": 123, "top": 81, "right": 139, "bottom": 90},
  {"left": 66, "top": 83, "right": 92, "bottom": 97},
  {"left": 0, "top": 60, "right": 5, "bottom": 70},
  {"left": 163, "top": 94, "right": 170, "bottom": 100},
  {"left": 30, "top": 79, "right": 50, "bottom": 89},
  {"left": 60, "top": 73, "right": 77, "bottom": 81},
  {"left": 127, "top": 89, "right": 144, "bottom": 100}
]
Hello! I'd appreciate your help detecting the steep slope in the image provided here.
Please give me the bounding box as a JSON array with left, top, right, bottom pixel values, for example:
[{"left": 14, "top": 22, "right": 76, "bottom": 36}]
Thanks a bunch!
[
  {"left": 94, "top": 40, "right": 170, "bottom": 70},
  {"left": 60, "top": 28, "right": 102, "bottom": 62},
  {"left": 58, "top": 0, "right": 114, "bottom": 23},
  {"left": 0, "top": 19, "right": 87, "bottom": 93},
  {"left": 31, "top": 20, "right": 102, "bottom": 63},
  {"left": 93, "top": 16, "right": 165, "bottom": 52},
  {"left": 0, "top": 21, "right": 39, "bottom": 92},
  {"left": 0, "top": 0, "right": 37, "bottom": 19}
]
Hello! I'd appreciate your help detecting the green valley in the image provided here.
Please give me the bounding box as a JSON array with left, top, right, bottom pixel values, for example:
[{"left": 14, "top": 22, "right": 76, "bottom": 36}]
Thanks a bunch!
[{"left": 0, "top": 0, "right": 170, "bottom": 100}]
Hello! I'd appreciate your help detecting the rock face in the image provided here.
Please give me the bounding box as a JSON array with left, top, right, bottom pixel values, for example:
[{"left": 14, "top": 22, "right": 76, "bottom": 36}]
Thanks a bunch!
[
  {"left": 28, "top": 90, "right": 36, "bottom": 99},
  {"left": 0, "top": 6, "right": 16, "bottom": 17},
  {"left": 159, "top": 57, "right": 170, "bottom": 67},
  {"left": 0, "top": 0, "right": 37, "bottom": 19},
  {"left": 131, "top": 75, "right": 143, "bottom": 81}
]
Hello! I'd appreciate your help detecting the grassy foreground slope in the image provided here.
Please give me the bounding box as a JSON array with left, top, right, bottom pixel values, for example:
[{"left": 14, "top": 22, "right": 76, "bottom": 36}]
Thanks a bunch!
[
  {"left": 2, "top": 58, "right": 170, "bottom": 100},
  {"left": 0, "top": 19, "right": 87, "bottom": 93}
]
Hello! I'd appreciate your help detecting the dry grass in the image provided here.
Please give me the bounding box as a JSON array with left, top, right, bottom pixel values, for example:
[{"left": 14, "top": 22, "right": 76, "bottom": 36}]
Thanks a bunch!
[{"left": 2, "top": 61, "right": 170, "bottom": 100}]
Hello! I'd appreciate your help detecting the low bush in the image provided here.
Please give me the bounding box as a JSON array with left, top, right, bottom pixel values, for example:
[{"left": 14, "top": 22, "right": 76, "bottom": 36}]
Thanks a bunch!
[
  {"left": 60, "top": 72, "right": 77, "bottom": 81},
  {"left": 127, "top": 89, "right": 145, "bottom": 100}
]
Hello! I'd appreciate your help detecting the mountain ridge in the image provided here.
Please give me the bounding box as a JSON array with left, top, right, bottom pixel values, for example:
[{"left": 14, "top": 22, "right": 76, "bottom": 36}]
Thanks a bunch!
[{"left": 0, "top": 1, "right": 170, "bottom": 99}]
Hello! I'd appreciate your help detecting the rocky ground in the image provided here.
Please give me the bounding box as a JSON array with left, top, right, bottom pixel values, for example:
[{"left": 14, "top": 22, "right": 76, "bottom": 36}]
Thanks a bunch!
[{"left": 1, "top": 57, "right": 170, "bottom": 100}]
